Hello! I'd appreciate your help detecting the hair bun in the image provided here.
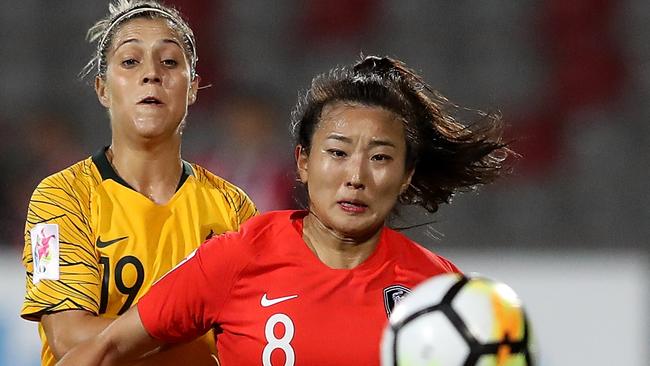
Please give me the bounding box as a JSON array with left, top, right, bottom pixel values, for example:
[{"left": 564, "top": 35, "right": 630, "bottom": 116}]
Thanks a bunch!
[{"left": 353, "top": 56, "right": 394, "bottom": 75}]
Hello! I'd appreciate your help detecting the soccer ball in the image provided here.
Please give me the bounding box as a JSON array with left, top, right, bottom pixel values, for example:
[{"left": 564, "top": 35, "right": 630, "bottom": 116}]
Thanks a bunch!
[{"left": 381, "top": 273, "right": 534, "bottom": 366}]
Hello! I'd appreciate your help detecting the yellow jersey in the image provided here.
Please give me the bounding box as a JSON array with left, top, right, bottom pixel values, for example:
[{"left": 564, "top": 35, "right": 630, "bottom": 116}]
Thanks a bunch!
[{"left": 21, "top": 148, "right": 257, "bottom": 365}]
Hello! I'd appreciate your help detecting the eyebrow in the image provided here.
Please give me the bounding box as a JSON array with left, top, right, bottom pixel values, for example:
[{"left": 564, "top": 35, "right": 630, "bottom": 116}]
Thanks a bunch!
[
  {"left": 326, "top": 133, "right": 397, "bottom": 148},
  {"left": 115, "top": 37, "right": 183, "bottom": 50}
]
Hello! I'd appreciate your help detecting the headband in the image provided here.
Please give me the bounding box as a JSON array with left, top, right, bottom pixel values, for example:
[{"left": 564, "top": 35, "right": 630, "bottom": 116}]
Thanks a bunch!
[{"left": 97, "top": 6, "right": 197, "bottom": 77}]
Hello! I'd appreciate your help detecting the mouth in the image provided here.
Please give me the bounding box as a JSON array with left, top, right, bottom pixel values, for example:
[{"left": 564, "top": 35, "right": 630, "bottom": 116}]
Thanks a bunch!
[
  {"left": 137, "top": 96, "right": 163, "bottom": 105},
  {"left": 337, "top": 199, "right": 368, "bottom": 214}
]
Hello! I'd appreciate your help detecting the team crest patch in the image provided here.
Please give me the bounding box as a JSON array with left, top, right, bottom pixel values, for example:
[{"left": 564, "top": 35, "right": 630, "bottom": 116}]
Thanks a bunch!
[
  {"left": 31, "top": 223, "right": 60, "bottom": 284},
  {"left": 383, "top": 284, "right": 411, "bottom": 317}
]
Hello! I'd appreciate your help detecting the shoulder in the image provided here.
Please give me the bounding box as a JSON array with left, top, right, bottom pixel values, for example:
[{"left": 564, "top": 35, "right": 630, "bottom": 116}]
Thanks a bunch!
[
  {"left": 188, "top": 162, "right": 256, "bottom": 211},
  {"left": 189, "top": 163, "right": 245, "bottom": 195},
  {"left": 208, "top": 210, "right": 298, "bottom": 252},
  {"left": 31, "top": 156, "right": 99, "bottom": 201},
  {"left": 199, "top": 210, "right": 299, "bottom": 266},
  {"left": 38, "top": 156, "right": 97, "bottom": 184},
  {"left": 23, "top": 157, "right": 98, "bottom": 266},
  {"left": 384, "top": 228, "right": 461, "bottom": 274},
  {"left": 238, "top": 210, "right": 297, "bottom": 240}
]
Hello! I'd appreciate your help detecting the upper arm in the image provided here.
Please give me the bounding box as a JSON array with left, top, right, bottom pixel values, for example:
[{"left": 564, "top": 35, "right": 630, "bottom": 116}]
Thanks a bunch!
[
  {"left": 22, "top": 173, "right": 101, "bottom": 321},
  {"left": 137, "top": 232, "right": 249, "bottom": 343}
]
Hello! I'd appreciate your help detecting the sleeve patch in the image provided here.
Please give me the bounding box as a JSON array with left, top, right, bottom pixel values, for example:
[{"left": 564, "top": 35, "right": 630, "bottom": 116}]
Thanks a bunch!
[{"left": 30, "top": 223, "right": 60, "bottom": 283}]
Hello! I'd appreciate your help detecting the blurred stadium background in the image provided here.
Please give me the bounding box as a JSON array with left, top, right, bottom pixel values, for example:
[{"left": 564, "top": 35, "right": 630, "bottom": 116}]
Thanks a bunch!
[{"left": 0, "top": 1, "right": 648, "bottom": 365}]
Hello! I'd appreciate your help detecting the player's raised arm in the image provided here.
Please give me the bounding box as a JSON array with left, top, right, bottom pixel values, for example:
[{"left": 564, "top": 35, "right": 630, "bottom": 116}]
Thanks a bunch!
[{"left": 57, "top": 306, "right": 161, "bottom": 366}]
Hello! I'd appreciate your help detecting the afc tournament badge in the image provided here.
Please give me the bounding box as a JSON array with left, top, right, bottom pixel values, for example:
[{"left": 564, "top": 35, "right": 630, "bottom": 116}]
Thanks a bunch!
[
  {"left": 31, "top": 223, "right": 60, "bottom": 283},
  {"left": 383, "top": 284, "right": 411, "bottom": 317}
]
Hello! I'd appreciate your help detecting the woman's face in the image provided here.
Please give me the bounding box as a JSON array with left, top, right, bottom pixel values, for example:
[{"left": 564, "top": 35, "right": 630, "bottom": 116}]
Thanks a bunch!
[
  {"left": 297, "top": 102, "right": 413, "bottom": 239},
  {"left": 95, "top": 17, "right": 198, "bottom": 142}
]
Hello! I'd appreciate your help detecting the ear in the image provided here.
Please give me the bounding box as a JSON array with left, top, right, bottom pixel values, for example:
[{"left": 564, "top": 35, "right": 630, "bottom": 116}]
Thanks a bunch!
[
  {"left": 400, "top": 168, "right": 415, "bottom": 195},
  {"left": 95, "top": 76, "right": 110, "bottom": 108},
  {"left": 188, "top": 74, "right": 201, "bottom": 105},
  {"left": 295, "top": 145, "right": 309, "bottom": 184}
]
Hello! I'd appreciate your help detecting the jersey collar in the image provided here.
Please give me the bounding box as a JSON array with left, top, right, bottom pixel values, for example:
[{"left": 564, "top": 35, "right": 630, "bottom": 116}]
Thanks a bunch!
[{"left": 91, "top": 146, "right": 194, "bottom": 191}]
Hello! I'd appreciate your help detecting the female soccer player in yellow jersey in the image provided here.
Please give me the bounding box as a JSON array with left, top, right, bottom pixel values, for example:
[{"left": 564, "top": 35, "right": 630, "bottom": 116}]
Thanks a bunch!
[{"left": 21, "top": 1, "right": 257, "bottom": 365}]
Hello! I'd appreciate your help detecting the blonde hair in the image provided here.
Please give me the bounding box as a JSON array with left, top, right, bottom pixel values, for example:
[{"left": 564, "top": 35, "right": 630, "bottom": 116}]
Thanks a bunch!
[{"left": 81, "top": 0, "right": 197, "bottom": 80}]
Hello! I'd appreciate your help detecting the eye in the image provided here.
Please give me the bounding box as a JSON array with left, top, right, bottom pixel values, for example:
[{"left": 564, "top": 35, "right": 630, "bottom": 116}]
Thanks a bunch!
[
  {"left": 162, "top": 59, "right": 178, "bottom": 67},
  {"left": 326, "top": 149, "right": 347, "bottom": 158},
  {"left": 371, "top": 154, "right": 392, "bottom": 162},
  {"left": 121, "top": 59, "right": 139, "bottom": 68}
]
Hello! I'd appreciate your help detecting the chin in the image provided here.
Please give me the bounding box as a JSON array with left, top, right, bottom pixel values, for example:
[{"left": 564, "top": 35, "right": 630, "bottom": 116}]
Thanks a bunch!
[
  {"left": 331, "top": 215, "right": 383, "bottom": 240},
  {"left": 133, "top": 121, "right": 177, "bottom": 139}
]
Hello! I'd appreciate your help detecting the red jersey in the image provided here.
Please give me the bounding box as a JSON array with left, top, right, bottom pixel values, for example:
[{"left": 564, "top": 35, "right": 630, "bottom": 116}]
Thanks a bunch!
[{"left": 138, "top": 210, "right": 459, "bottom": 366}]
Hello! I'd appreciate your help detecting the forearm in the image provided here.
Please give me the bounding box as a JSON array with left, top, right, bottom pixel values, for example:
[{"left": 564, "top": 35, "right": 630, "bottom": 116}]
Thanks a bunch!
[
  {"left": 56, "top": 333, "right": 120, "bottom": 366},
  {"left": 56, "top": 306, "right": 162, "bottom": 366},
  {"left": 42, "top": 310, "right": 114, "bottom": 360}
]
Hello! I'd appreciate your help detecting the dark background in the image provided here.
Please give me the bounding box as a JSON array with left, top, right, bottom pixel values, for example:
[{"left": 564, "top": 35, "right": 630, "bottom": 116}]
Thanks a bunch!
[{"left": 1, "top": 1, "right": 648, "bottom": 254}]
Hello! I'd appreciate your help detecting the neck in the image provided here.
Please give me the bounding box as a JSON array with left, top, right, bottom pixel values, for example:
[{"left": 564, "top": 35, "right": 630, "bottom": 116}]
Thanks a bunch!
[
  {"left": 108, "top": 139, "right": 183, "bottom": 204},
  {"left": 302, "top": 212, "right": 383, "bottom": 269}
]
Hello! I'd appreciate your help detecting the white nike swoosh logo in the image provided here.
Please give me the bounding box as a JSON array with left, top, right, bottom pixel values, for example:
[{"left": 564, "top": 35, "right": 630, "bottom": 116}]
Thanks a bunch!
[{"left": 261, "top": 293, "right": 298, "bottom": 307}]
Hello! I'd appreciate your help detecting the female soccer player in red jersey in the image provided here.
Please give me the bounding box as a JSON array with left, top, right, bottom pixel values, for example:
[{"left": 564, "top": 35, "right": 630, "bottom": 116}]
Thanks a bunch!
[
  {"left": 22, "top": 1, "right": 256, "bottom": 365},
  {"left": 58, "top": 56, "right": 513, "bottom": 366}
]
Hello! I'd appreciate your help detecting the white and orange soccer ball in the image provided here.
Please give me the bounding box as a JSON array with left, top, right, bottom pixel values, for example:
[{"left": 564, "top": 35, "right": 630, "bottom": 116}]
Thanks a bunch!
[{"left": 381, "top": 273, "right": 535, "bottom": 366}]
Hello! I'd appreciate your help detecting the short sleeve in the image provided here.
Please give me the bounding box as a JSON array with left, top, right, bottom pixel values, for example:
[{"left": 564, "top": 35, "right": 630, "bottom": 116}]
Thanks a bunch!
[
  {"left": 137, "top": 230, "right": 250, "bottom": 343},
  {"left": 21, "top": 170, "right": 100, "bottom": 321},
  {"left": 437, "top": 254, "right": 462, "bottom": 274}
]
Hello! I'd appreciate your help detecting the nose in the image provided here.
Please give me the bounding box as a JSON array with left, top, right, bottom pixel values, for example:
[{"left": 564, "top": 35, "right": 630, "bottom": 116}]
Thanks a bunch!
[
  {"left": 141, "top": 59, "right": 162, "bottom": 84},
  {"left": 346, "top": 177, "right": 365, "bottom": 190},
  {"left": 345, "top": 155, "right": 366, "bottom": 190},
  {"left": 143, "top": 74, "right": 161, "bottom": 84}
]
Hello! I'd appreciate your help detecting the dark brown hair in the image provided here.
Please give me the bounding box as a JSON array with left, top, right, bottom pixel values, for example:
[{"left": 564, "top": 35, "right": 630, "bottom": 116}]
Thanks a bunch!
[{"left": 291, "top": 56, "right": 513, "bottom": 213}]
